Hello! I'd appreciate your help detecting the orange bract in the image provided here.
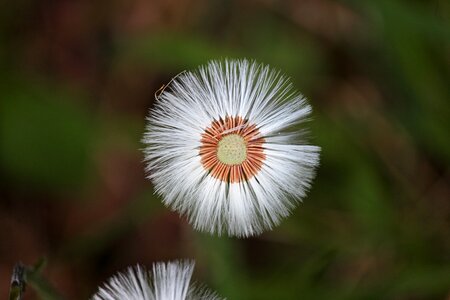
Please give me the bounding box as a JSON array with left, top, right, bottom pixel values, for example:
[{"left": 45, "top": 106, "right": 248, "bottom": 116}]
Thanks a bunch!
[{"left": 200, "top": 116, "right": 266, "bottom": 183}]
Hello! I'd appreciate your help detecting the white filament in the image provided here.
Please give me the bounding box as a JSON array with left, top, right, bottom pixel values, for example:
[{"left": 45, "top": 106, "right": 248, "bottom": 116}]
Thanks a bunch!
[
  {"left": 92, "top": 260, "right": 222, "bottom": 300},
  {"left": 143, "top": 59, "right": 320, "bottom": 237}
]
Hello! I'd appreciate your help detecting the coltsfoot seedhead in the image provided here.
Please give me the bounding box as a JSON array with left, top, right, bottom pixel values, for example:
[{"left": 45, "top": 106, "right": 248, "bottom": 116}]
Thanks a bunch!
[{"left": 143, "top": 59, "right": 320, "bottom": 237}]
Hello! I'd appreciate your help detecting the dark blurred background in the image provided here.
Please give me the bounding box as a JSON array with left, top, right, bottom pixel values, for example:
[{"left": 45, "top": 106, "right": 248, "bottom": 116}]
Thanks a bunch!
[{"left": 0, "top": 0, "right": 449, "bottom": 299}]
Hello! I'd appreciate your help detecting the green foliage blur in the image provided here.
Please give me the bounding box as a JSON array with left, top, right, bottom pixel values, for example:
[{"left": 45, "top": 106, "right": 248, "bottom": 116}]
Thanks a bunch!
[{"left": 0, "top": 0, "right": 449, "bottom": 299}]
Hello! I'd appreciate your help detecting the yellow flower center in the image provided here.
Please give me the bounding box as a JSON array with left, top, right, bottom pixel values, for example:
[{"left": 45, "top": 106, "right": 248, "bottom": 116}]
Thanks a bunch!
[{"left": 217, "top": 134, "right": 247, "bottom": 165}]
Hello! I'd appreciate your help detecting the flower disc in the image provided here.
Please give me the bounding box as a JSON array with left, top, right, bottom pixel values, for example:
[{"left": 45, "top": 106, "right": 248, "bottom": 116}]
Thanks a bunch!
[
  {"left": 200, "top": 116, "right": 265, "bottom": 183},
  {"left": 217, "top": 134, "right": 247, "bottom": 165}
]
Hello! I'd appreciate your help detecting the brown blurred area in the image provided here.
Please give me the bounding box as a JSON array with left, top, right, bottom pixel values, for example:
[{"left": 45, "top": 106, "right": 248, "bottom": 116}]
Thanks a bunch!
[
  {"left": 0, "top": 0, "right": 449, "bottom": 299},
  {"left": 4, "top": 0, "right": 203, "bottom": 298}
]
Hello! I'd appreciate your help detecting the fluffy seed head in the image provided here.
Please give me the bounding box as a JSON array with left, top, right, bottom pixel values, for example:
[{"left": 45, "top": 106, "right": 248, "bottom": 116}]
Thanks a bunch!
[
  {"left": 143, "top": 59, "right": 320, "bottom": 237},
  {"left": 91, "top": 260, "right": 222, "bottom": 300}
]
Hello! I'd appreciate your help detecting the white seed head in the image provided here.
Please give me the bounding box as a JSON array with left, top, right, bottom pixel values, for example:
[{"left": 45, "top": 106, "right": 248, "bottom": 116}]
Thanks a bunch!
[
  {"left": 91, "top": 260, "right": 223, "bottom": 300},
  {"left": 143, "top": 59, "right": 321, "bottom": 237}
]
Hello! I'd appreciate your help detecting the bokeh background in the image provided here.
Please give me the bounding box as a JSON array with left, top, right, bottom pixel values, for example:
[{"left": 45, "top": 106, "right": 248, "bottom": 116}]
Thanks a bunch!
[{"left": 1, "top": 0, "right": 449, "bottom": 299}]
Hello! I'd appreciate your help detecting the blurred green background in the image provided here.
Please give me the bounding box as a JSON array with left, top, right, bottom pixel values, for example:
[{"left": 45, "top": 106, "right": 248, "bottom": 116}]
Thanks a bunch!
[{"left": 0, "top": 0, "right": 449, "bottom": 299}]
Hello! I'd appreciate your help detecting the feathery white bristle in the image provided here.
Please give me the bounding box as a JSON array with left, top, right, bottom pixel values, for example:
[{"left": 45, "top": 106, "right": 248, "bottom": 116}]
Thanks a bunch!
[
  {"left": 92, "top": 260, "right": 223, "bottom": 300},
  {"left": 143, "top": 59, "right": 320, "bottom": 237}
]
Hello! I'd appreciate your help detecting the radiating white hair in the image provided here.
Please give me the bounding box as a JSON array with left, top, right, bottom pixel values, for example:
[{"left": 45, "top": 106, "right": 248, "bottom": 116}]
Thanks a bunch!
[
  {"left": 143, "top": 59, "right": 320, "bottom": 237},
  {"left": 92, "top": 260, "right": 223, "bottom": 300}
]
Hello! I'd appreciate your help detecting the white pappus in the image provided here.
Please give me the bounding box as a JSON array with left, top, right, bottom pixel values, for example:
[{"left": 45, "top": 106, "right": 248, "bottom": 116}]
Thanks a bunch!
[
  {"left": 92, "top": 260, "right": 223, "bottom": 300},
  {"left": 143, "top": 59, "right": 320, "bottom": 237}
]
